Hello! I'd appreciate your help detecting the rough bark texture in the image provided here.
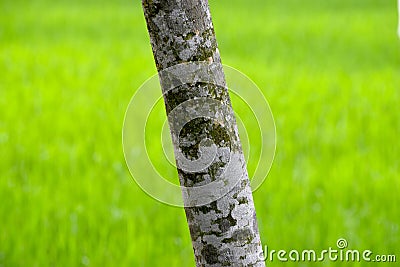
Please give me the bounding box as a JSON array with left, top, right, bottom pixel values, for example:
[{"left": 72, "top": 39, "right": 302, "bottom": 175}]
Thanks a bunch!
[{"left": 142, "top": 0, "right": 266, "bottom": 266}]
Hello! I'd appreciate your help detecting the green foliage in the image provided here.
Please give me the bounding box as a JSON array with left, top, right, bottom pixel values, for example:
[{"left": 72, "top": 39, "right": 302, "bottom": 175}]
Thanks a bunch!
[{"left": 0, "top": 0, "right": 399, "bottom": 266}]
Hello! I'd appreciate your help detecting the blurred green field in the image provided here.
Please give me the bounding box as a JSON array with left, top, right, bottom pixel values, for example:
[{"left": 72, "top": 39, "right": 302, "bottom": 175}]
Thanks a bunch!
[{"left": 1, "top": 0, "right": 399, "bottom": 266}]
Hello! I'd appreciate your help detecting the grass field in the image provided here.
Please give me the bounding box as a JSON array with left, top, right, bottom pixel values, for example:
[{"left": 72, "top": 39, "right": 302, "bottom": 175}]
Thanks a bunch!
[{"left": 1, "top": 0, "right": 399, "bottom": 266}]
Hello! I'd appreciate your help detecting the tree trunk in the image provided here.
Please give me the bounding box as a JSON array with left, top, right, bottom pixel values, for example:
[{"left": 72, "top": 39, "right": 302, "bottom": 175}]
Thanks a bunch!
[{"left": 141, "top": 0, "right": 266, "bottom": 266}]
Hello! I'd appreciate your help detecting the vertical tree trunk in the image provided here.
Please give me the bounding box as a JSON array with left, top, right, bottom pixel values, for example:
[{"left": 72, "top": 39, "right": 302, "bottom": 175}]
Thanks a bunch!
[{"left": 142, "top": 0, "right": 266, "bottom": 266}]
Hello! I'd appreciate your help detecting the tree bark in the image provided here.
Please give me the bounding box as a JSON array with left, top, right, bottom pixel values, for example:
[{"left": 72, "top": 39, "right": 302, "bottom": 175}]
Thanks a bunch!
[{"left": 141, "top": 0, "right": 266, "bottom": 266}]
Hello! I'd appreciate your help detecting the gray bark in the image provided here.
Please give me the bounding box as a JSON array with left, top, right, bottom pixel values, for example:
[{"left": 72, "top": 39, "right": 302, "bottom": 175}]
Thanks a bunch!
[{"left": 141, "top": 0, "right": 266, "bottom": 266}]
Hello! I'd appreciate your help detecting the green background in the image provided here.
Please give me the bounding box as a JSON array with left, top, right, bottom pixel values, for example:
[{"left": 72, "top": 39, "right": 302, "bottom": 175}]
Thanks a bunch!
[{"left": 1, "top": 0, "right": 399, "bottom": 266}]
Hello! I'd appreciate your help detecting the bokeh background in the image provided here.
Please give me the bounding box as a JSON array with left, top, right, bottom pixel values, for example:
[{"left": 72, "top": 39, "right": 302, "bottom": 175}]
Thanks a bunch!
[{"left": 1, "top": 0, "right": 399, "bottom": 266}]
